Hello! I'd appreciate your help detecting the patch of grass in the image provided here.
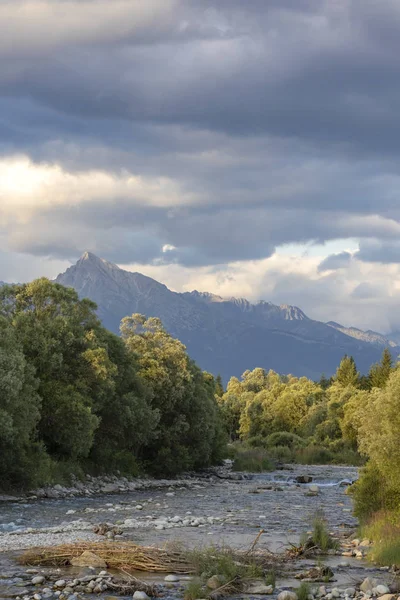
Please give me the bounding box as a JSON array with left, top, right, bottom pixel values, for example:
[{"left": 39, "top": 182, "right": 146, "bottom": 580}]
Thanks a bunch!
[
  {"left": 311, "top": 511, "right": 339, "bottom": 552},
  {"left": 184, "top": 579, "right": 207, "bottom": 600},
  {"left": 364, "top": 511, "right": 400, "bottom": 567},
  {"left": 265, "top": 570, "right": 276, "bottom": 587},
  {"left": 232, "top": 448, "right": 273, "bottom": 472},
  {"left": 189, "top": 546, "right": 263, "bottom": 582},
  {"left": 297, "top": 582, "right": 311, "bottom": 600}
]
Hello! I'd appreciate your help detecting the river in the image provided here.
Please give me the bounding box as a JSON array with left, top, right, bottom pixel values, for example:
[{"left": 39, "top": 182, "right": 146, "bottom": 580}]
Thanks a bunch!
[{"left": 0, "top": 465, "right": 392, "bottom": 599}]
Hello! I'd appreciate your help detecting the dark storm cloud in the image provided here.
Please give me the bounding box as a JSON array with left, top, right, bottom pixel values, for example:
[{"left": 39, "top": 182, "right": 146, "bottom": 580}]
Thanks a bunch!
[
  {"left": 318, "top": 252, "right": 352, "bottom": 272},
  {"left": 3, "top": 0, "right": 400, "bottom": 270}
]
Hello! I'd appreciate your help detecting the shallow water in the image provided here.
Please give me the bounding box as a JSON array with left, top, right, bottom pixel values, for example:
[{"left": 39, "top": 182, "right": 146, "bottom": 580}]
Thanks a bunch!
[{"left": 0, "top": 465, "right": 391, "bottom": 599}]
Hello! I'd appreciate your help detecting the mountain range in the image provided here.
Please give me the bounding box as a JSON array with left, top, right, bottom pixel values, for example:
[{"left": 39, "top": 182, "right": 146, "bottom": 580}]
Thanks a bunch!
[{"left": 51, "top": 252, "right": 398, "bottom": 382}]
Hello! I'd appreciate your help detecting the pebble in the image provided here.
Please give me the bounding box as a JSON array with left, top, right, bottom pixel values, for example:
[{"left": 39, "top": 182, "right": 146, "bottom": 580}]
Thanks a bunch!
[
  {"left": 376, "top": 585, "right": 390, "bottom": 595},
  {"left": 165, "top": 575, "right": 180, "bottom": 582},
  {"left": 133, "top": 592, "right": 150, "bottom": 600},
  {"left": 32, "top": 576, "right": 46, "bottom": 585},
  {"left": 278, "top": 592, "right": 298, "bottom": 600}
]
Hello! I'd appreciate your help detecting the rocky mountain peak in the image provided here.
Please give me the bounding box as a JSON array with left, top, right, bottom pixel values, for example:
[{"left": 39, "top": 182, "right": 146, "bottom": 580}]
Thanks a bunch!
[
  {"left": 52, "top": 253, "right": 395, "bottom": 381},
  {"left": 278, "top": 304, "right": 308, "bottom": 320}
]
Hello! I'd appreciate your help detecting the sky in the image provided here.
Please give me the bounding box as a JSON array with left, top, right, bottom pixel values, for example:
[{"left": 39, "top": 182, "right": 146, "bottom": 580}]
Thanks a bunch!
[{"left": 2, "top": 1, "right": 400, "bottom": 333}]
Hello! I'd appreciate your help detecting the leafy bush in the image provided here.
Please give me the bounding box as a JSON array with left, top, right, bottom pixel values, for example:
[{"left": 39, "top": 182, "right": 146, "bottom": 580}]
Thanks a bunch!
[
  {"left": 295, "top": 446, "right": 334, "bottom": 465},
  {"left": 247, "top": 435, "right": 268, "bottom": 448},
  {"left": 268, "top": 445, "right": 293, "bottom": 463},
  {"left": 352, "top": 462, "right": 400, "bottom": 522},
  {"left": 232, "top": 448, "right": 273, "bottom": 472},
  {"left": 267, "top": 431, "right": 305, "bottom": 449}
]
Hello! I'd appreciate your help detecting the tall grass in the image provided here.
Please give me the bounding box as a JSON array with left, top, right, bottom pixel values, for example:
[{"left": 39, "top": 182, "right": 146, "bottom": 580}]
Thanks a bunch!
[
  {"left": 189, "top": 546, "right": 263, "bottom": 581},
  {"left": 364, "top": 511, "right": 400, "bottom": 567}
]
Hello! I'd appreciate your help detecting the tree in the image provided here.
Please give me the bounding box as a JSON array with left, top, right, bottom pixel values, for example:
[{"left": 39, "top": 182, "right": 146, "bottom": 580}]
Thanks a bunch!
[
  {"left": 215, "top": 374, "right": 224, "bottom": 397},
  {"left": 369, "top": 348, "right": 393, "bottom": 389},
  {"left": 0, "top": 317, "right": 44, "bottom": 486},
  {"left": 334, "top": 355, "right": 359, "bottom": 387},
  {"left": 318, "top": 373, "right": 332, "bottom": 390},
  {"left": 358, "top": 369, "right": 400, "bottom": 492},
  {"left": 1, "top": 280, "right": 108, "bottom": 460},
  {"left": 120, "top": 314, "right": 224, "bottom": 474},
  {"left": 88, "top": 329, "right": 159, "bottom": 473}
]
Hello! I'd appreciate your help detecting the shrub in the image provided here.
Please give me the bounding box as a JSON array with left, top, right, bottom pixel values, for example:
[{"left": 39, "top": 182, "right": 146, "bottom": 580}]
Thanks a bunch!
[
  {"left": 295, "top": 445, "right": 334, "bottom": 465},
  {"left": 351, "top": 462, "right": 400, "bottom": 522},
  {"left": 267, "top": 431, "right": 305, "bottom": 449},
  {"left": 247, "top": 435, "right": 268, "bottom": 448},
  {"left": 232, "top": 448, "right": 273, "bottom": 472},
  {"left": 268, "top": 445, "right": 293, "bottom": 463}
]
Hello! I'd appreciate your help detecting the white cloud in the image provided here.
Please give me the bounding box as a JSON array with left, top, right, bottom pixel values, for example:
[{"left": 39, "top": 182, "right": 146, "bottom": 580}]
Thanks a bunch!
[
  {"left": 119, "top": 249, "right": 400, "bottom": 333},
  {"left": 0, "top": 155, "right": 197, "bottom": 226}
]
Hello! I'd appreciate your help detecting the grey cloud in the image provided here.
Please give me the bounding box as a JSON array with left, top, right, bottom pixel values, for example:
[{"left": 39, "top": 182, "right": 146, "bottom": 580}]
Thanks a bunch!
[
  {"left": 356, "top": 240, "right": 400, "bottom": 263},
  {"left": 318, "top": 252, "right": 352, "bottom": 272},
  {"left": 3, "top": 0, "right": 400, "bottom": 273},
  {"left": 351, "top": 282, "right": 387, "bottom": 300}
]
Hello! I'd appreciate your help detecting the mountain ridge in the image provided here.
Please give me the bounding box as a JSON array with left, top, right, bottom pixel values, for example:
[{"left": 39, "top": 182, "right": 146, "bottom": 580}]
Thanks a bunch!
[{"left": 53, "top": 252, "right": 398, "bottom": 381}]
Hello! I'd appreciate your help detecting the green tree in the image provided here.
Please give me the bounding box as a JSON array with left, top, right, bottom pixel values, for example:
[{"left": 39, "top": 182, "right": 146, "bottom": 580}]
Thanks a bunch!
[
  {"left": 0, "top": 317, "right": 44, "bottom": 487},
  {"left": 88, "top": 329, "right": 159, "bottom": 473},
  {"left": 334, "top": 355, "right": 359, "bottom": 387},
  {"left": 369, "top": 348, "right": 393, "bottom": 389},
  {"left": 1, "top": 280, "right": 105, "bottom": 460},
  {"left": 120, "top": 314, "right": 224, "bottom": 474},
  {"left": 215, "top": 374, "right": 224, "bottom": 397}
]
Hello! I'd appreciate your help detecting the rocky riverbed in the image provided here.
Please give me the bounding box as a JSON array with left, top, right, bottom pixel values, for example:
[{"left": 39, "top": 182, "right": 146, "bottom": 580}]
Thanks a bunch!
[{"left": 0, "top": 465, "right": 397, "bottom": 600}]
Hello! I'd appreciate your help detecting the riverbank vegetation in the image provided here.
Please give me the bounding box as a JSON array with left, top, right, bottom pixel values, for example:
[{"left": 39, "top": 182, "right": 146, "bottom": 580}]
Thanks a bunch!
[
  {"left": 1, "top": 278, "right": 400, "bottom": 568},
  {"left": 218, "top": 350, "right": 400, "bottom": 565},
  {"left": 0, "top": 279, "right": 225, "bottom": 489}
]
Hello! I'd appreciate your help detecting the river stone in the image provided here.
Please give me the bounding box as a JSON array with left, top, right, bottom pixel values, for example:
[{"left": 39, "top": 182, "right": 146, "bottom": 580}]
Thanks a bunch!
[
  {"left": 207, "top": 575, "right": 223, "bottom": 590},
  {"left": 246, "top": 582, "right": 274, "bottom": 594},
  {"left": 360, "top": 578, "right": 376, "bottom": 593},
  {"left": 55, "top": 579, "right": 66, "bottom": 587},
  {"left": 376, "top": 585, "right": 390, "bottom": 596},
  {"left": 70, "top": 550, "right": 107, "bottom": 568},
  {"left": 344, "top": 587, "right": 356, "bottom": 597},
  {"left": 296, "top": 476, "right": 313, "bottom": 484},
  {"left": 376, "top": 595, "right": 395, "bottom": 600},
  {"left": 277, "top": 592, "right": 298, "bottom": 600},
  {"left": 32, "top": 576, "right": 46, "bottom": 585},
  {"left": 165, "top": 575, "right": 180, "bottom": 582},
  {"left": 133, "top": 592, "right": 150, "bottom": 600}
]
